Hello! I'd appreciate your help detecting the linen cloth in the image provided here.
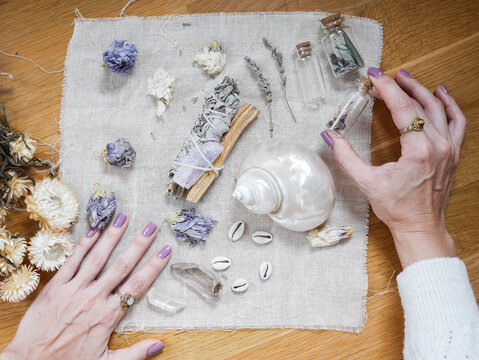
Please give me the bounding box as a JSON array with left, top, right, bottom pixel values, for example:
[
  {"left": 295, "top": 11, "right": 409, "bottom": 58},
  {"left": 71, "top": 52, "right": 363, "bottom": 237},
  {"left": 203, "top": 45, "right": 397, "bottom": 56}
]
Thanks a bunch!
[{"left": 60, "top": 11, "right": 383, "bottom": 333}]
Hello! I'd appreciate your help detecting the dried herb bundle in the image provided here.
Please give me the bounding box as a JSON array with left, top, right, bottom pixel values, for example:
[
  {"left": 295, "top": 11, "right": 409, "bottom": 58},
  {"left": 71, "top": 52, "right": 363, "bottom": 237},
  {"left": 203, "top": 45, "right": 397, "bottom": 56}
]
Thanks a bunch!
[
  {"left": 167, "top": 208, "right": 217, "bottom": 247},
  {"left": 262, "top": 37, "right": 296, "bottom": 123},
  {"left": 243, "top": 56, "right": 274, "bottom": 137},
  {"left": 167, "top": 77, "right": 240, "bottom": 198}
]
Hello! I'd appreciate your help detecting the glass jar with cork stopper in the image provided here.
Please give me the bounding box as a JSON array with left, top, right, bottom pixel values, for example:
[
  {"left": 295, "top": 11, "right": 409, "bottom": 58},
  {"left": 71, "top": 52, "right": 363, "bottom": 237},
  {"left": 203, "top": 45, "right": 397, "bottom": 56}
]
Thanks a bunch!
[
  {"left": 326, "top": 75, "right": 372, "bottom": 136},
  {"left": 294, "top": 41, "right": 328, "bottom": 104},
  {"left": 320, "top": 13, "right": 364, "bottom": 77}
]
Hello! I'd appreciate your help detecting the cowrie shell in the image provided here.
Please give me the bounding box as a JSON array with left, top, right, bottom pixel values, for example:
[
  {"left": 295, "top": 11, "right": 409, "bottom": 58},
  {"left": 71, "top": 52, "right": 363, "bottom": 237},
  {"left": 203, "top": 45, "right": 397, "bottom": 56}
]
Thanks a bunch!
[
  {"left": 211, "top": 256, "right": 231, "bottom": 271},
  {"left": 252, "top": 231, "right": 273, "bottom": 244},
  {"left": 232, "top": 278, "right": 249, "bottom": 292},
  {"left": 259, "top": 262, "right": 272, "bottom": 280},
  {"left": 228, "top": 221, "right": 245, "bottom": 241}
]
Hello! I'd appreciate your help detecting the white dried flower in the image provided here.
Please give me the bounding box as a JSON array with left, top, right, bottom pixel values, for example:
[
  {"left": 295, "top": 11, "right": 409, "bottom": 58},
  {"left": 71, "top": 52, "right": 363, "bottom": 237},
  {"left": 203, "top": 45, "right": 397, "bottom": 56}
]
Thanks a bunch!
[
  {"left": 0, "top": 226, "right": 14, "bottom": 252},
  {"left": 0, "top": 207, "right": 7, "bottom": 224},
  {"left": 25, "top": 178, "right": 79, "bottom": 231},
  {"left": 9, "top": 134, "right": 37, "bottom": 164},
  {"left": 0, "top": 208, "right": 7, "bottom": 224},
  {"left": 0, "top": 230, "right": 27, "bottom": 275},
  {"left": 307, "top": 225, "right": 353, "bottom": 248},
  {"left": 147, "top": 67, "right": 176, "bottom": 117},
  {"left": 28, "top": 229, "right": 75, "bottom": 271},
  {"left": 0, "top": 265, "right": 40, "bottom": 303},
  {"left": 4, "top": 171, "right": 32, "bottom": 203},
  {"left": 194, "top": 40, "right": 226, "bottom": 75},
  {"left": 5, "top": 235, "right": 27, "bottom": 265}
]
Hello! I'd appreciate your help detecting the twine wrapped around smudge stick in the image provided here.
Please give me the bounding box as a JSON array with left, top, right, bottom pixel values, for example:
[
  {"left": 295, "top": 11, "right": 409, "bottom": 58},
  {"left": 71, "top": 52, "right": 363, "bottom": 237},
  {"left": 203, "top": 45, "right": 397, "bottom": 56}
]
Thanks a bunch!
[{"left": 167, "top": 76, "right": 240, "bottom": 198}]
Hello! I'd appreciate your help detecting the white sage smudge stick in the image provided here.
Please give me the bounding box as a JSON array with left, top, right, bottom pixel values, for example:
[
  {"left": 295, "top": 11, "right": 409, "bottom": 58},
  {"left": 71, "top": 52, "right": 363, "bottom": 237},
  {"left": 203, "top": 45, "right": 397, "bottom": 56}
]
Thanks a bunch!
[
  {"left": 167, "top": 76, "right": 240, "bottom": 198},
  {"left": 262, "top": 37, "right": 296, "bottom": 123},
  {"left": 244, "top": 56, "right": 273, "bottom": 138}
]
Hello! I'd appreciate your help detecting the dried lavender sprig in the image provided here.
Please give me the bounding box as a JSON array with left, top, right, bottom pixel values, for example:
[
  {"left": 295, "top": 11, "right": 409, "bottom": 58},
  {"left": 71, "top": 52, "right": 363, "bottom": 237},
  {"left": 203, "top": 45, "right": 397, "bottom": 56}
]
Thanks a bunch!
[
  {"left": 262, "top": 37, "right": 286, "bottom": 86},
  {"left": 262, "top": 37, "right": 297, "bottom": 123},
  {"left": 244, "top": 56, "right": 273, "bottom": 137}
]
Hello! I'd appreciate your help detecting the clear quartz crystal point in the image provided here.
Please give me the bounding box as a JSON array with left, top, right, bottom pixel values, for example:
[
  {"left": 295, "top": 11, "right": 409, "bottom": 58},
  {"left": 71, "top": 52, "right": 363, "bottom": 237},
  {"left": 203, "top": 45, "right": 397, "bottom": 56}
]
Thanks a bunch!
[
  {"left": 170, "top": 262, "right": 223, "bottom": 299},
  {"left": 147, "top": 290, "right": 186, "bottom": 313}
]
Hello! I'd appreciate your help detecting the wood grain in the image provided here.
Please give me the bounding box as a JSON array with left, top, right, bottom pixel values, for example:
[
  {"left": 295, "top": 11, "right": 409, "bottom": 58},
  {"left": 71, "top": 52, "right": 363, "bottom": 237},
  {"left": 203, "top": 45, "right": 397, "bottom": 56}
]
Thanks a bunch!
[
  {"left": 1, "top": 0, "right": 478, "bottom": 359},
  {"left": 185, "top": 103, "right": 260, "bottom": 203}
]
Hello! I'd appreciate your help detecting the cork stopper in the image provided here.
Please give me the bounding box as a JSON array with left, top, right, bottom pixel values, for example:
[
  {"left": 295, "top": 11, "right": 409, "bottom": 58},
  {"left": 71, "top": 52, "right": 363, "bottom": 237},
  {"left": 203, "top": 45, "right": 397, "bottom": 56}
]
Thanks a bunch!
[
  {"left": 355, "top": 75, "right": 373, "bottom": 93},
  {"left": 296, "top": 41, "right": 312, "bottom": 59},
  {"left": 320, "top": 13, "right": 344, "bottom": 29}
]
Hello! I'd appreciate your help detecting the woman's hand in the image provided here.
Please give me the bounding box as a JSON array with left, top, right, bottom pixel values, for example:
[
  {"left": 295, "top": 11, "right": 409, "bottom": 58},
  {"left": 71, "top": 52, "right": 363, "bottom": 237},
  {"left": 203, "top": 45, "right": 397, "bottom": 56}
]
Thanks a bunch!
[
  {"left": 1, "top": 213, "right": 171, "bottom": 360},
  {"left": 321, "top": 68, "right": 467, "bottom": 268}
]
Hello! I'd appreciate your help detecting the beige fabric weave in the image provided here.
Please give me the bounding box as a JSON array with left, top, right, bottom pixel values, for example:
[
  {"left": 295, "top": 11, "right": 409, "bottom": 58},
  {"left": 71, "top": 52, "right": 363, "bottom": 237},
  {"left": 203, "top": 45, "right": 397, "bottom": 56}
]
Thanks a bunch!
[{"left": 60, "top": 11, "right": 382, "bottom": 333}]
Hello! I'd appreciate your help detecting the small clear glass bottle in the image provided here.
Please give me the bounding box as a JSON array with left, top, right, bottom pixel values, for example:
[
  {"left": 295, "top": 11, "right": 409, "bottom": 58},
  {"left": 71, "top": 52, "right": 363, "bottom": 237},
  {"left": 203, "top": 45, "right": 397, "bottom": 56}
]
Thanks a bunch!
[
  {"left": 327, "top": 75, "right": 372, "bottom": 136},
  {"left": 320, "top": 13, "right": 364, "bottom": 77},
  {"left": 295, "top": 41, "right": 327, "bottom": 104}
]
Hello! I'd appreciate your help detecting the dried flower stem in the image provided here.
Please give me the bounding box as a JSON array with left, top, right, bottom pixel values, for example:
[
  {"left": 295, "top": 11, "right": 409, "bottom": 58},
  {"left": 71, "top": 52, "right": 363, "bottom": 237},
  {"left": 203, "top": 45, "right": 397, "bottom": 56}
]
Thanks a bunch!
[
  {"left": 262, "top": 37, "right": 297, "bottom": 123},
  {"left": 0, "top": 254, "right": 17, "bottom": 271},
  {"left": 244, "top": 56, "right": 274, "bottom": 137},
  {"left": 0, "top": 105, "right": 57, "bottom": 176}
]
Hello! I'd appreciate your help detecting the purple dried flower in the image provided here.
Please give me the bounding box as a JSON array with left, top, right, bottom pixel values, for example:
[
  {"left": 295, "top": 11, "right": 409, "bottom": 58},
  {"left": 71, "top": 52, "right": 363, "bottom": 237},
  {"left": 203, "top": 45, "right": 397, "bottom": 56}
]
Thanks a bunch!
[
  {"left": 167, "top": 209, "right": 217, "bottom": 247},
  {"left": 103, "top": 40, "right": 138, "bottom": 75},
  {"left": 86, "top": 184, "right": 117, "bottom": 230},
  {"left": 101, "top": 138, "right": 136, "bottom": 169}
]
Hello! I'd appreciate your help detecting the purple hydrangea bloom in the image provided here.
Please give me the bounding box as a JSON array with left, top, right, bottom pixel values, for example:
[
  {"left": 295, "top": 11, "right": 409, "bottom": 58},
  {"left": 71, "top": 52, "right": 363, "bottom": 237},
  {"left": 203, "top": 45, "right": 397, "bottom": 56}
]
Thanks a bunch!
[
  {"left": 102, "top": 138, "right": 136, "bottom": 169},
  {"left": 167, "top": 209, "right": 217, "bottom": 247},
  {"left": 86, "top": 184, "right": 117, "bottom": 229},
  {"left": 103, "top": 40, "right": 138, "bottom": 74}
]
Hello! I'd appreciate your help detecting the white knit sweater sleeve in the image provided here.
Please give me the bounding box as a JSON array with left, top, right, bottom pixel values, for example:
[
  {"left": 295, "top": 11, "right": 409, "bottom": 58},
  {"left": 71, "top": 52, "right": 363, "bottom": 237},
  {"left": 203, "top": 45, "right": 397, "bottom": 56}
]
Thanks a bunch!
[{"left": 397, "top": 257, "right": 479, "bottom": 359}]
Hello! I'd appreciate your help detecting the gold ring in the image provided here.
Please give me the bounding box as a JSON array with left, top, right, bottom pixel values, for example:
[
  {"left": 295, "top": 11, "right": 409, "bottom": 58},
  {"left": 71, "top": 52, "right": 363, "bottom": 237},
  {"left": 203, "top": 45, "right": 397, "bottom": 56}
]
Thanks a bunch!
[
  {"left": 400, "top": 118, "right": 425, "bottom": 134},
  {"left": 116, "top": 289, "right": 136, "bottom": 310}
]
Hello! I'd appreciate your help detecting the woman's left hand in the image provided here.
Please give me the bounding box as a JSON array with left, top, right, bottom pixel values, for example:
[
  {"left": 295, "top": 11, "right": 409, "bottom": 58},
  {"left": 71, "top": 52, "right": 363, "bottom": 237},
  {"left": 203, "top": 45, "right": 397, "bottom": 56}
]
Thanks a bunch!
[{"left": 1, "top": 213, "right": 171, "bottom": 360}]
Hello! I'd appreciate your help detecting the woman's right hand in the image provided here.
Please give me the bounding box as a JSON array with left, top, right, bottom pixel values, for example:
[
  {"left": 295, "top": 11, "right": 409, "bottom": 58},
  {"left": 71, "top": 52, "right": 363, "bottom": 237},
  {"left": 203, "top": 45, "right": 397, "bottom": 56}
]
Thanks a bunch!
[{"left": 321, "top": 67, "right": 467, "bottom": 268}]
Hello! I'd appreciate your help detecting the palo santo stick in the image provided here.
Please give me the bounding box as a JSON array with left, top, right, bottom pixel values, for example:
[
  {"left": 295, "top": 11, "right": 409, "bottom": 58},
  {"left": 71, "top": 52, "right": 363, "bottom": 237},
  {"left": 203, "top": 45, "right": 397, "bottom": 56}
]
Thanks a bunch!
[{"left": 185, "top": 103, "right": 260, "bottom": 203}]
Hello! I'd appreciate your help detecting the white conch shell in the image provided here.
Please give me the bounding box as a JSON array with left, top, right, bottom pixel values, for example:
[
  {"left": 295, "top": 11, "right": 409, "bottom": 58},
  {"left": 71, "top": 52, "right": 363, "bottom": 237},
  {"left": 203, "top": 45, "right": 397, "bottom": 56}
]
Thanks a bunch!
[
  {"left": 194, "top": 40, "right": 226, "bottom": 75},
  {"left": 307, "top": 225, "right": 353, "bottom": 248},
  {"left": 147, "top": 67, "right": 175, "bottom": 117},
  {"left": 233, "top": 167, "right": 282, "bottom": 216},
  {"left": 233, "top": 140, "right": 336, "bottom": 232}
]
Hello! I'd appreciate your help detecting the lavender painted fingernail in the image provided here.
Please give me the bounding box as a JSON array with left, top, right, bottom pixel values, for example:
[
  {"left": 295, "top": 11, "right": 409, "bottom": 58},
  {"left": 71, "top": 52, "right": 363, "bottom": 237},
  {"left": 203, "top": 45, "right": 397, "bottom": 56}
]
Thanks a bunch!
[
  {"left": 143, "top": 222, "right": 157, "bottom": 237},
  {"left": 367, "top": 67, "right": 383, "bottom": 78},
  {"left": 399, "top": 68, "right": 412, "bottom": 78},
  {"left": 440, "top": 84, "right": 448, "bottom": 94},
  {"left": 147, "top": 342, "right": 164, "bottom": 356},
  {"left": 114, "top": 212, "right": 127, "bottom": 228},
  {"left": 321, "top": 131, "right": 334, "bottom": 149},
  {"left": 86, "top": 227, "right": 98, "bottom": 238},
  {"left": 158, "top": 245, "right": 172, "bottom": 259}
]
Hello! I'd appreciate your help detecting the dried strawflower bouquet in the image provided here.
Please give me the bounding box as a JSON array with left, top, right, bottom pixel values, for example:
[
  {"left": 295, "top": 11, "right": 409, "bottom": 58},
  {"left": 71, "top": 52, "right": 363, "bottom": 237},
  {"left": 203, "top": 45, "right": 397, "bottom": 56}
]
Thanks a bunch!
[{"left": 0, "top": 105, "right": 79, "bottom": 303}]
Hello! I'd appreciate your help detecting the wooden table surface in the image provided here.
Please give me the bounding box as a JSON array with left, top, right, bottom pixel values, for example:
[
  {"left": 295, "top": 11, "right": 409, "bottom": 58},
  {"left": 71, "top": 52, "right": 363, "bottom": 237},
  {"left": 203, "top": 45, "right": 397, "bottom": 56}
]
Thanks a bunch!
[{"left": 1, "top": 0, "right": 478, "bottom": 359}]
